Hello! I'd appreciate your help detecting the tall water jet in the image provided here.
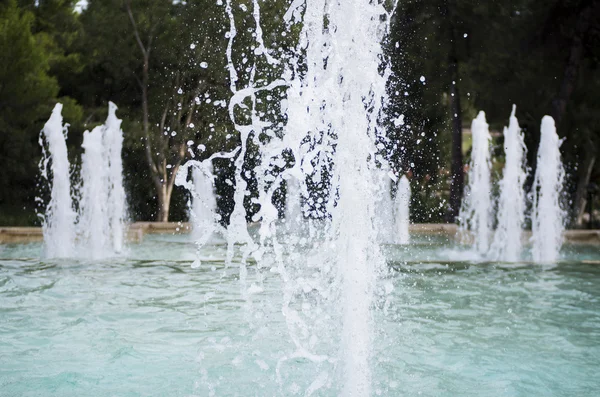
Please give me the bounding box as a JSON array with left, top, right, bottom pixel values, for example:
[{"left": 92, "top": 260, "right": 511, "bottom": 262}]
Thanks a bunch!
[
  {"left": 78, "top": 127, "right": 110, "bottom": 259},
  {"left": 40, "top": 103, "right": 76, "bottom": 258},
  {"left": 459, "top": 111, "right": 493, "bottom": 254},
  {"left": 190, "top": 162, "right": 217, "bottom": 243},
  {"left": 490, "top": 106, "right": 528, "bottom": 262},
  {"left": 104, "top": 102, "right": 126, "bottom": 253},
  {"left": 177, "top": 1, "right": 397, "bottom": 394},
  {"left": 297, "top": 3, "right": 396, "bottom": 394},
  {"left": 284, "top": 175, "right": 303, "bottom": 230},
  {"left": 77, "top": 103, "right": 127, "bottom": 258},
  {"left": 395, "top": 175, "right": 411, "bottom": 244},
  {"left": 374, "top": 170, "right": 394, "bottom": 243},
  {"left": 531, "top": 116, "right": 565, "bottom": 263},
  {"left": 40, "top": 102, "right": 127, "bottom": 259}
]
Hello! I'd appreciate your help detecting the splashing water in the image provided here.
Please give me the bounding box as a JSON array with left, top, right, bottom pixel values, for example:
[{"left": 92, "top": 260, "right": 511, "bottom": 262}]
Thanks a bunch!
[
  {"left": 190, "top": 162, "right": 217, "bottom": 244},
  {"left": 40, "top": 104, "right": 76, "bottom": 258},
  {"left": 40, "top": 103, "right": 127, "bottom": 258},
  {"left": 284, "top": 175, "right": 303, "bottom": 229},
  {"left": 395, "top": 175, "right": 411, "bottom": 244},
  {"left": 460, "top": 111, "right": 493, "bottom": 254},
  {"left": 374, "top": 170, "right": 395, "bottom": 243},
  {"left": 531, "top": 116, "right": 565, "bottom": 263},
  {"left": 77, "top": 103, "right": 127, "bottom": 258},
  {"left": 178, "top": 1, "right": 398, "bottom": 394},
  {"left": 79, "top": 126, "right": 110, "bottom": 259},
  {"left": 104, "top": 102, "right": 127, "bottom": 253},
  {"left": 490, "top": 105, "right": 528, "bottom": 262}
]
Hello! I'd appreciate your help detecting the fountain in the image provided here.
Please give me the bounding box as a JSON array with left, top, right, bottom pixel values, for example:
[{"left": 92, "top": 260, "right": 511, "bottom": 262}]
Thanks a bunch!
[
  {"left": 490, "top": 106, "right": 528, "bottom": 262},
  {"left": 5, "top": 4, "right": 600, "bottom": 395},
  {"left": 374, "top": 170, "right": 395, "bottom": 243},
  {"left": 78, "top": 126, "right": 110, "bottom": 259},
  {"left": 395, "top": 175, "right": 411, "bottom": 244},
  {"left": 459, "top": 111, "right": 493, "bottom": 255},
  {"left": 104, "top": 102, "right": 127, "bottom": 253},
  {"left": 178, "top": 0, "right": 398, "bottom": 394},
  {"left": 39, "top": 103, "right": 76, "bottom": 258},
  {"left": 40, "top": 102, "right": 126, "bottom": 258},
  {"left": 190, "top": 162, "right": 217, "bottom": 243},
  {"left": 531, "top": 116, "right": 565, "bottom": 263},
  {"left": 458, "top": 109, "right": 567, "bottom": 263},
  {"left": 284, "top": 175, "right": 303, "bottom": 228}
]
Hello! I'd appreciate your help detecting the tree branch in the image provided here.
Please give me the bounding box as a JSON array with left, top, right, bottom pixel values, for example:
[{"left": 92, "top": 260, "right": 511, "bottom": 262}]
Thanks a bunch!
[{"left": 125, "top": 0, "right": 147, "bottom": 57}]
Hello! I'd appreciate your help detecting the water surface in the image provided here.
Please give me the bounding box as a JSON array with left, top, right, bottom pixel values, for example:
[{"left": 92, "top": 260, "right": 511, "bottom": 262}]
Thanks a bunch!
[{"left": 1, "top": 235, "right": 599, "bottom": 396}]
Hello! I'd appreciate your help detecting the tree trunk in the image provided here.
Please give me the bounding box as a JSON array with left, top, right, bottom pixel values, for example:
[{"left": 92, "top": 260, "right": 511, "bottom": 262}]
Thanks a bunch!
[
  {"left": 548, "top": 0, "right": 596, "bottom": 228},
  {"left": 126, "top": 1, "right": 168, "bottom": 222},
  {"left": 156, "top": 182, "right": 171, "bottom": 222}
]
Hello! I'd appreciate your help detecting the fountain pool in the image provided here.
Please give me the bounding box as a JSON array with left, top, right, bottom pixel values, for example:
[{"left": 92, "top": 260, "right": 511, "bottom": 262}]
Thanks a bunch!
[{"left": 2, "top": 234, "right": 600, "bottom": 396}]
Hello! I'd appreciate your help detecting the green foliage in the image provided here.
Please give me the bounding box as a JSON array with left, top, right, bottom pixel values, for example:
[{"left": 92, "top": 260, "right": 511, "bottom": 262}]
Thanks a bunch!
[
  {"left": 0, "top": 0, "right": 81, "bottom": 221},
  {"left": 1, "top": 0, "right": 599, "bottom": 224},
  {"left": 388, "top": 0, "right": 600, "bottom": 223}
]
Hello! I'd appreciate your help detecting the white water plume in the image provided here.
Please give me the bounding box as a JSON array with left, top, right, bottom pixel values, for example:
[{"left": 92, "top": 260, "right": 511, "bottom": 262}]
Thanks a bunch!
[
  {"left": 40, "top": 102, "right": 126, "bottom": 259},
  {"left": 77, "top": 103, "right": 127, "bottom": 258},
  {"left": 78, "top": 126, "right": 110, "bottom": 259},
  {"left": 531, "top": 116, "right": 565, "bottom": 263},
  {"left": 284, "top": 175, "right": 303, "bottom": 229},
  {"left": 459, "top": 111, "right": 493, "bottom": 254},
  {"left": 190, "top": 162, "right": 217, "bottom": 243},
  {"left": 104, "top": 102, "right": 127, "bottom": 253},
  {"left": 177, "top": 1, "right": 398, "bottom": 395},
  {"left": 39, "top": 104, "right": 76, "bottom": 258},
  {"left": 395, "top": 175, "right": 411, "bottom": 244},
  {"left": 490, "top": 106, "right": 528, "bottom": 262},
  {"left": 374, "top": 170, "right": 395, "bottom": 243}
]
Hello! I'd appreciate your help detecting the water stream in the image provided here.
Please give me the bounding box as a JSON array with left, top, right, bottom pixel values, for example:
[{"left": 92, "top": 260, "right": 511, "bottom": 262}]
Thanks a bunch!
[{"left": 490, "top": 106, "right": 527, "bottom": 262}]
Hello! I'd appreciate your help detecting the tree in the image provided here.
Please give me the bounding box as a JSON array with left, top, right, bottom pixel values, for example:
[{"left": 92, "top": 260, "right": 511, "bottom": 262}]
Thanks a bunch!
[
  {"left": 78, "top": 0, "right": 295, "bottom": 223},
  {"left": 0, "top": 0, "right": 81, "bottom": 225},
  {"left": 77, "top": 0, "right": 230, "bottom": 221}
]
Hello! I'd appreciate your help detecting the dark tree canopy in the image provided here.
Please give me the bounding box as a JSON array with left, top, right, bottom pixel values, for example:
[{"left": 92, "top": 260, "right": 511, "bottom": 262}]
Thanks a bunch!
[{"left": 1, "top": 0, "right": 599, "bottom": 226}]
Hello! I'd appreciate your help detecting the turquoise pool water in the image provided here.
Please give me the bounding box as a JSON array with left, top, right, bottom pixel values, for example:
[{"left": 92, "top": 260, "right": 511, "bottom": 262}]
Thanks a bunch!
[{"left": 1, "top": 235, "right": 600, "bottom": 396}]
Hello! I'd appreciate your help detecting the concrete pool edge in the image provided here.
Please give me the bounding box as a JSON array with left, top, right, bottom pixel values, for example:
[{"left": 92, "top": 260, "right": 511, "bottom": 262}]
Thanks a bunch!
[{"left": 1, "top": 223, "right": 599, "bottom": 244}]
